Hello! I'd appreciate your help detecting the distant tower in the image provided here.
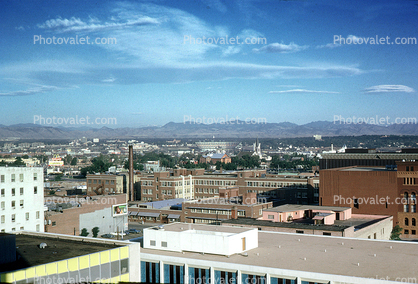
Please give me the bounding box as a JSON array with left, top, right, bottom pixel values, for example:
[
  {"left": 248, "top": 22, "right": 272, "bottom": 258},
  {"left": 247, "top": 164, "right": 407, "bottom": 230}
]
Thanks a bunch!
[{"left": 253, "top": 138, "right": 262, "bottom": 158}]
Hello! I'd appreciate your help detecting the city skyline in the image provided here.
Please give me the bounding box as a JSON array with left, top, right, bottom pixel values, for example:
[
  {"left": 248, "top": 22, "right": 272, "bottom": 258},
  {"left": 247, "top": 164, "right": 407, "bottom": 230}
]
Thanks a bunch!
[{"left": 0, "top": 0, "right": 417, "bottom": 128}]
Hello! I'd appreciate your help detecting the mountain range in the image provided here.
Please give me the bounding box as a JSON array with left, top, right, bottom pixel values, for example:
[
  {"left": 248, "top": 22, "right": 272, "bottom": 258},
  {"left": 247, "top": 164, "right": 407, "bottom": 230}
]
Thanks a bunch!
[{"left": 0, "top": 121, "right": 417, "bottom": 139}]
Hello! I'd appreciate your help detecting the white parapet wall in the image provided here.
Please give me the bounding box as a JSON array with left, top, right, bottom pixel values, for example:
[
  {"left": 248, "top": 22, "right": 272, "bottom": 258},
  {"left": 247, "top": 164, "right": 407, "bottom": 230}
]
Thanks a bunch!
[{"left": 143, "top": 223, "right": 258, "bottom": 256}]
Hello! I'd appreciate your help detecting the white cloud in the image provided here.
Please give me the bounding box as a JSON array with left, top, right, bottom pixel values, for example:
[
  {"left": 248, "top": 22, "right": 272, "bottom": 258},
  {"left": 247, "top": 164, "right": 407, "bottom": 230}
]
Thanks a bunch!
[
  {"left": 253, "top": 42, "right": 308, "bottom": 53},
  {"left": 15, "top": 26, "right": 25, "bottom": 31},
  {"left": 0, "top": 85, "right": 59, "bottom": 96},
  {"left": 37, "top": 16, "right": 159, "bottom": 33},
  {"left": 222, "top": 46, "right": 241, "bottom": 56},
  {"left": 364, "top": 85, "right": 415, "bottom": 93},
  {"left": 102, "top": 77, "right": 116, "bottom": 83},
  {"left": 269, "top": 89, "right": 340, "bottom": 94}
]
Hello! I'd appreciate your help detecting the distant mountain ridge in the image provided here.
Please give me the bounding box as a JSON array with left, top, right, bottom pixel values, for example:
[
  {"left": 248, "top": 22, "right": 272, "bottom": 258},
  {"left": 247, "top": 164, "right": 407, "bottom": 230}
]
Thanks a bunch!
[{"left": 0, "top": 121, "right": 417, "bottom": 139}]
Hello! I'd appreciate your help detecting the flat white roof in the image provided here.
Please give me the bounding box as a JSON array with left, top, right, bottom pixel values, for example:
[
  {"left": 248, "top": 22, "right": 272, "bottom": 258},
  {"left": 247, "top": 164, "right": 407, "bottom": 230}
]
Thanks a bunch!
[{"left": 141, "top": 223, "right": 418, "bottom": 281}]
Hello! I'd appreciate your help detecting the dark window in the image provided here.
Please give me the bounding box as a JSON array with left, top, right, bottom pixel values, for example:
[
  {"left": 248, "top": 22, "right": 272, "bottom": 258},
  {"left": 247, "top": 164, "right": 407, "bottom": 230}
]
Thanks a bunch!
[
  {"left": 296, "top": 230, "right": 304, "bottom": 234},
  {"left": 405, "top": 218, "right": 409, "bottom": 226},
  {"left": 353, "top": 198, "right": 359, "bottom": 209},
  {"left": 405, "top": 229, "right": 409, "bottom": 234},
  {"left": 323, "top": 232, "right": 331, "bottom": 236}
]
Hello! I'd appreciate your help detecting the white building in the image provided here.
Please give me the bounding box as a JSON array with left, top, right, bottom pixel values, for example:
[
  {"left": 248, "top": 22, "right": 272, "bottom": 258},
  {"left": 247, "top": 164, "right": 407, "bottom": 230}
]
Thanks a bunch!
[
  {"left": 140, "top": 223, "right": 418, "bottom": 284},
  {"left": 0, "top": 167, "right": 44, "bottom": 233}
]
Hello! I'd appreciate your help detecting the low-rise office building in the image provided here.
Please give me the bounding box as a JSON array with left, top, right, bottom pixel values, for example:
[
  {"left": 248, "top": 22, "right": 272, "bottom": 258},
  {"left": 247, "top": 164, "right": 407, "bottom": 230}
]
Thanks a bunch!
[
  {"left": 0, "top": 231, "right": 140, "bottom": 283},
  {"left": 140, "top": 222, "right": 418, "bottom": 284}
]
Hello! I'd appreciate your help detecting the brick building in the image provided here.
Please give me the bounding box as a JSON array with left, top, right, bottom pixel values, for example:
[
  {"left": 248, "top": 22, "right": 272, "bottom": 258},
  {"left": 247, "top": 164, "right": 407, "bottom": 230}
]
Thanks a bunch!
[
  {"left": 137, "top": 168, "right": 319, "bottom": 205},
  {"left": 396, "top": 161, "right": 418, "bottom": 239},
  {"left": 199, "top": 153, "right": 231, "bottom": 164},
  {"left": 320, "top": 166, "right": 398, "bottom": 223},
  {"left": 86, "top": 173, "right": 128, "bottom": 196},
  {"left": 320, "top": 148, "right": 418, "bottom": 169},
  {"left": 320, "top": 161, "right": 418, "bottom": 239}
]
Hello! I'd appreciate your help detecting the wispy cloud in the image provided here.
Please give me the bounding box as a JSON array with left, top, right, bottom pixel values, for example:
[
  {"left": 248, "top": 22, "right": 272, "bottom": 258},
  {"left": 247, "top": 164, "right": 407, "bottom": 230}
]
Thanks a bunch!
[
  {"left": 102, "top": 77, "right": 116, "bottom": 83},
  {"left": 15, "top": 26, "right": 25, "bottom": 31},
  {"left": 0, "top": 85, "right": 59, "bottom": 96},
  {"left": 316, "top": 43, "right": 342, "bottom": 49},
  {"left": 364, "top": 85, "right": 415, "bottom": 93},
  {"left": 269, "top": 89, "right": 340, "bottom": 94},
  {"left": 37, "top": 16, "right": 159, "bottom": 33},
  {"left": 253, "top": 42, "right": 308, "bottom": 53}
]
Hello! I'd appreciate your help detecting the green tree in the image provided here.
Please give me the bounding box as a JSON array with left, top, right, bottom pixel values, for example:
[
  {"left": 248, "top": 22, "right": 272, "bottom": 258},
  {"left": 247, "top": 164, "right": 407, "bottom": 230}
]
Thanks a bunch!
[
  {"left": 390, "top": 225, "right": 403, "bottom": 240},
  {"left": 80, "top": 155, "right": 113, "bottom": 177},
  {"left": 80, "top": 228, "right": 89, "bottom": 237},
  {"left": 70, "top": 157, "right": 78, "bottom": 166},
  {"left": 92, "top": 227, "right": 100, "bottom": 238},
  {"left": 11, "top": 157, "right": 25, "bottom": 166}
]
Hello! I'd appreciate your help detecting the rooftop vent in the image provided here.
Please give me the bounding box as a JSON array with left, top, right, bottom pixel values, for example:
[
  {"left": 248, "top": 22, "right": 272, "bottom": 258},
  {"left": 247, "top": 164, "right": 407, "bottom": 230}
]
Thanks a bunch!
[
  {"left": 38, "top": 243, "right": 47, "bottom": 249},
  {"left": 158, "top": 225, "right": 164, "bottom": 230}
]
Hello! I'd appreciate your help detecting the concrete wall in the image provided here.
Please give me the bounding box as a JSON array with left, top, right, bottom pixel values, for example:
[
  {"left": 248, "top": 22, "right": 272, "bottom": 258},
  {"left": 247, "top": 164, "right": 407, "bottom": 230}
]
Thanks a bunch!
[
  {"left": 143, "top": 227, "right": 258, "bottom": 256},
  {"left": 353, "top": 215, "right": 393, "bottom": 240},
  {"left": 45, "top": 195, "right": 126, "bottom": 235},
  {"left": 79, "top": 207, "right": 127, "bottom": 235}
]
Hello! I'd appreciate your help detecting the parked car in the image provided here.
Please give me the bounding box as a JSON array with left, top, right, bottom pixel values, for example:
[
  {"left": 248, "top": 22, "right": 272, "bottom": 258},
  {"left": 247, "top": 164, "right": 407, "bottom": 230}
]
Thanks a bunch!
[
  {"left": 128, "top": 229, "right": 140, "bottom": 234},
  {"left": 101, "top": 234, "right": 115, "bottom": 239}
]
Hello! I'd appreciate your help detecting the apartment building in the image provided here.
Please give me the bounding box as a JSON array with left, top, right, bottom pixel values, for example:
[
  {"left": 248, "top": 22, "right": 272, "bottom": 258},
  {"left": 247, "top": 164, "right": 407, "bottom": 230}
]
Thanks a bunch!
[{"left": 0, "top": 167, "right": 44, "bottom": 233}]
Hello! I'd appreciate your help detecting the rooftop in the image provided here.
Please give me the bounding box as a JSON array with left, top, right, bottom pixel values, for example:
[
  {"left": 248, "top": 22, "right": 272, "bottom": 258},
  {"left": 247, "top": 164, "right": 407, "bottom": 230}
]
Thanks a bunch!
[
  {"left": 140, "top": 223, "right": 418, "bottom": 281},
  {"left": 1, "top": 232, "right": 126, "bottom": 273},
  {"left": 222, "top": 218, "right": 350, "bottom": 232},
  {"left": 264, "top": 204, "right": 351, "bottom": 213}
]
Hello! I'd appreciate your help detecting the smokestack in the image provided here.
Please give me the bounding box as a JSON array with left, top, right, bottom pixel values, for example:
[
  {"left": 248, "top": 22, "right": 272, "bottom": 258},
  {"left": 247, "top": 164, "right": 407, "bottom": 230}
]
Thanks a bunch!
[{"left": 129, "top": 145, "right": 134, "bottom": 201}]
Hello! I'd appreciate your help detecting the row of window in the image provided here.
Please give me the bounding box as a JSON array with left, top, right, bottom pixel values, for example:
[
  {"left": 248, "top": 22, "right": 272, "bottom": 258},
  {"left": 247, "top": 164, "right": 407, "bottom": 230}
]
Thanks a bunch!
[
  {"left": 1, "top": 211, "right": 41, "bottom": 223},
  {"left": 189, "top": 208, "right": 246, "bottom": 216},
  {"left": 0, "top": 173, "right": 38, "bottom": 183},
  {"left": 404, "top": 178, "right": 416, "bottom": 185},
  {"left": 140, "top": 261, "right": 326, "bottom": 284},
  {"left": 195, "top": 188, "right": 219, "bottom": 194},
  {"left": 1, "top": 200, "right": 25, "bottom": 209},
  {"left": 0, "top": 225, "right": 41, "bottom": 233},
  {"left": 247, "top": 181, "right": 306, "bottom": 188},
  {"left": 194, "top": 180, "right": 237, "bottom": 186},
  {"left": 1, "top": 186, "right": 38, "bottom": 197},
  {"left": 88, "top": 179, "right": 115, "bottom": 185},
  {"left": 404, "top": 217, "right": 417, "bottom": 226}
]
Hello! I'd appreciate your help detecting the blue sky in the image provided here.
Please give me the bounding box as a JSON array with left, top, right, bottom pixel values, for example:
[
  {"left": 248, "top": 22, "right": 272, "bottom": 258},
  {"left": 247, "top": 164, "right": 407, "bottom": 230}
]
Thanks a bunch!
[{"left": 0, "top": 0, "right": 417, "bottom": 128}]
